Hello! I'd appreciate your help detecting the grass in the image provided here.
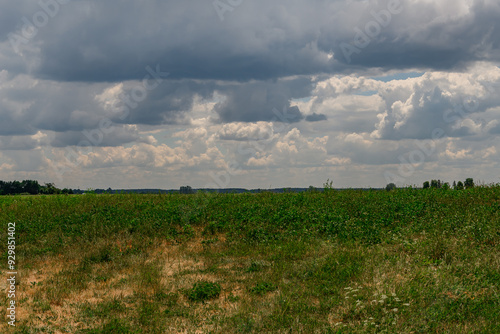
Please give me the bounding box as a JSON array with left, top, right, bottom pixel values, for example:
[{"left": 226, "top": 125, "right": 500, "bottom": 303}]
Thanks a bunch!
[
  {"left": 185, "top": 281, "right": 221, "bottom": 302},
  {"left": 0, "top": 186, "right": 499, "bottom": 332}
]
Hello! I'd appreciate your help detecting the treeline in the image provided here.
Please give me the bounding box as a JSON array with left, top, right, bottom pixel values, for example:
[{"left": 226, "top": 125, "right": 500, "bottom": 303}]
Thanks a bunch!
[
  {"left": 385, "top": 178, "right": 476, "bottom": 191},
  {"left": 422, "top": 178, "right": 474, "bottom": 190},
  {"left": 0, "top": 180, "right": 73, "bottom": 195}
]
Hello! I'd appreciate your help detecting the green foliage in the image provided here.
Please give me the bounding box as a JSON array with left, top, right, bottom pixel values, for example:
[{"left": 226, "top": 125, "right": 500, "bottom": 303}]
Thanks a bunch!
[
  {"left": 79, "top": 299, "right": 126, "bottom": 319},
  {"left": 465, "top": 178, "right": 474, "bottom": 189},
  {"left": 83, "top": 318, "right": 135, "bottom": 334},
  {"left": 186, "top": 281, "right": 221, "bottom": 302},
  {"left": 308, "top": 185, "right": 318, "bottom": 192},
  {"left": 430, "top": 179, "right": 443, "bottom": 188},
  {"left": 386, "top": 183, "right": 396, "bottom": 191},
  {"left": 249, "top": 282, "right": 277, "bottom": 295},
  {"left": 323, "top": 178, "right": 334, "bottom": 192}
]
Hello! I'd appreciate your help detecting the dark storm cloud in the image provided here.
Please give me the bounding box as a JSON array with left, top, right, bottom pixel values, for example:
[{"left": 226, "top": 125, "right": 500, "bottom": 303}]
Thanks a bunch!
[
  {"left": 1, "top": 0, "right": 499, "bottom": 147},
  {"left": 305, "top": 113, "right": 328, "bottom": 122},
  {"left": 50, "top": 126, "right": 151, "bottom": 148},
  {"left": 0, "top": 73, "right": 315, "bottom": 146},
  {"left": 330, "top": 0, "right": 500, "bottom": 69},
  {"left": 3, "top": 0, "right": 498, "bottom": 83},
  {"left": 0, "top": 77, "right": 112, "bottom": 137},
  {"left": 488, "top": 122, "right": 500, "bottom": 135},
  {"left": 111, "top": 80, "right": 216, "bottom": 126},
  {"left": 0, "top": 107, "right": 35, "bottom": 136},
  {"left": 213, "top": 77, "right": 315, "bottom": 123},
  {"left": 28, "top": 0, "right": 335, "bottom": 83},
  {"left": 0, "top": 75, "right": 205, "bottom": 144},
  {"left": 0, "top": 135, "right": 40, "bottom": 150},
  {"left": 0, "top": 1, "right": 35, "bottom": 40}
]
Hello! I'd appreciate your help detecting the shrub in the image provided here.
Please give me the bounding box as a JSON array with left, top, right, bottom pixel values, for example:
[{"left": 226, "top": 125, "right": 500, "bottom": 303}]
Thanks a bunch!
[
  {"left": 186, "top": 281, "right": 221, "bottom": 302},
  {"left": 386, "top": 183, "right": 396, "bottom": 191}
]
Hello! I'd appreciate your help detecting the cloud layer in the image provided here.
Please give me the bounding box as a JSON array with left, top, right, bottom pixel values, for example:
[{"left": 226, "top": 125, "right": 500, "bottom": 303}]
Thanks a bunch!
[{"left": 0, "top": 0, "right": 499, "bottom": 189}]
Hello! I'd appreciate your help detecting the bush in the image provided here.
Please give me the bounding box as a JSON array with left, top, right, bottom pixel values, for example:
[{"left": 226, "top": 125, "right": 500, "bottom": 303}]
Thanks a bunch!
[
  {"left": 386, "top": 183, "right": 396, "bottom": 191},
  {"left": 186, "top": 281, "right": 221, "bottom": 302}
]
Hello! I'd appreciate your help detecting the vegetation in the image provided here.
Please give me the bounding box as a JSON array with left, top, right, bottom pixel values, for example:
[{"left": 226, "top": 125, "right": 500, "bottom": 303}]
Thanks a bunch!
[
  {"left": 1, "top": 184, "right": 499, "bottom": 333},
  {"left": 186, "top": 281, "right": 222, "bottom": 302},
  {"left": 423, "top": 178, "right": 473, "bottom": 190},
  {"left": 385, "top": 183, "right": 396, "bottom": 191},
  {"left": 0, "top": 180, "right": 72, "bottom": 195}
]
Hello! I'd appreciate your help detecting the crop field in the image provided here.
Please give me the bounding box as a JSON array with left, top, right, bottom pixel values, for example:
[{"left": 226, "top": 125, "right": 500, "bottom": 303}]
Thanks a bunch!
[{"left": 1, "top": 186, "right": 499, "bottom": 333}]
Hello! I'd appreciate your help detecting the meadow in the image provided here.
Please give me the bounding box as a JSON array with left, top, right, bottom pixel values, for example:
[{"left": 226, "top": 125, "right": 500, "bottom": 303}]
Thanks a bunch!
[{"left": 1, "top": 186, "right": 499, "bottom": 333}]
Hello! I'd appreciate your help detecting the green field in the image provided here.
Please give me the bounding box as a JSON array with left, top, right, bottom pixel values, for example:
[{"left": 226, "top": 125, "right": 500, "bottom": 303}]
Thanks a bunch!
[{"left": 1, "top": 186, "right": 499, "bottom": 333}]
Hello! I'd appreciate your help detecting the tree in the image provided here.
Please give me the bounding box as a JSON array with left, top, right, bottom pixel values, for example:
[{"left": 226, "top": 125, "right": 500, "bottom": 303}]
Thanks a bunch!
[
  {"left": 323, "top": 179, "right": 334, "bottom": 192},
  {"left": 43, "top": 183, "right": 61, "bottom": 194},
  {"left": 431, "top": 180, "right": 439, "bottom": 189},
  {"left": 308, "top": 186, "right": 317, "bottom": 192},
  {"left": 423, "top": 181, "right": 430, "bottom": 189},
  {"left": 456, "top": 181, "right": 464, "bottom": 190},
  {"left": 180, "top": 186, "right": 194, "bottom": 194},
  {"left": 23, "top": 180, "right": 41, "bottom": 195},
  {"left": 453, "top": 181, "right": 456, "bottom": 188},
  {"left": 12, "top": 181, "right": 22, "bottom": 194},
  {"left": 464, "top": 178, "right": 474, "bottom": 189},
  {"left": 386, "top": 183, "right": 396, "bottom": 191},
  {"left": 442, "top": 182, "right": 450, "bottom": 190}
]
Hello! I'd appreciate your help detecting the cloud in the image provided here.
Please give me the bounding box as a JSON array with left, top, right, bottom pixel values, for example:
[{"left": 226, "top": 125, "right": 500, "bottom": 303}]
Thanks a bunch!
[
  {"left": 50, "top": 125, "right": 155, "bottom": 148},
  {"left": 1, "top": 0, "right": 498, "bottom": 82},
  {"left": 305, "top": 113, "right": 327, "bottom": 122},
  {"left": 218, "top": 122, "right": 273, "bottom": 141},
  {"left": 486, "top": 120, "right": 500, "bottom": 134},
  {"left": 2, "top": 0, "right": 500, "bottom": 189},
  {"left": 212, "top": 79, "right": 313, "bottom": 123},
  {"left": 0, "top": 132, "right": 48, "bottom": 150},
  {"left": 330, "top": 0, "right": 500, "bottom": 69},
  {"left": 371, "top": 65, "right": 500, "bottom": 140}
]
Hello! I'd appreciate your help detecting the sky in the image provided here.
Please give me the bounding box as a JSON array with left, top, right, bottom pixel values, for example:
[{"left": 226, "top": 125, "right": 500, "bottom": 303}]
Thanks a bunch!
[{"left": 0, "top": 0, "right": 499, "bottom": 190}]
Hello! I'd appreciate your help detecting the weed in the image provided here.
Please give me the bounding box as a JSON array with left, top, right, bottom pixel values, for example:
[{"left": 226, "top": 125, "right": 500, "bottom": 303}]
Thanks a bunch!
[
  {"left": 186, "top": 281, "right": 221, "bottom": 302},
  {"left": 249, "top": 282, "right": 277, "bottom": 295}
]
